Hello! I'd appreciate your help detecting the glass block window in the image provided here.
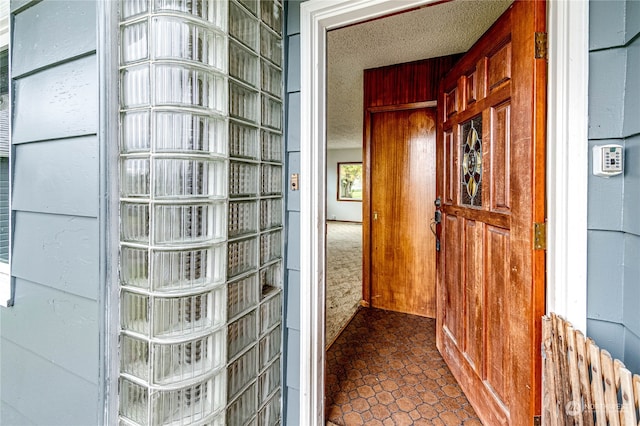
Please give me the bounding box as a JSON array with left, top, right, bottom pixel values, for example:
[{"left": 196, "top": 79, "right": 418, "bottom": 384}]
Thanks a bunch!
[
  {"left": 119, "top": 1, "right": 282, "bottom": 424},
  {"left": 226, "top": 1, "right": 283, "bottom": 424},
  {"left": 460, "top": 115, "right": 483, "bottom": 207}
]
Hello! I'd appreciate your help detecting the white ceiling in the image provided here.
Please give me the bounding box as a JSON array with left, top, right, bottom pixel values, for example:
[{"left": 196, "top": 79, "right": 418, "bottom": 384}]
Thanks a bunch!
[{"left": 326, "top": 0, "right": 513, "bottom": 149}]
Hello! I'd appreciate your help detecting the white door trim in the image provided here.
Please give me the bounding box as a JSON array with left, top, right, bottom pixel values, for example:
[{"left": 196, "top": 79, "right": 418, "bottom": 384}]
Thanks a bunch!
[{"left": 298, "top": 1, "right": 589, "bottom": 424}]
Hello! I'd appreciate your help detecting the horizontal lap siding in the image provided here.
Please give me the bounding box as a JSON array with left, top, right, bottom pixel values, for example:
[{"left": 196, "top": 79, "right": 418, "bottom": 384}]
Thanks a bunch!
[
  {"left": 0, "top": 1, "right": 101, "bottom": 424},
  {"left": 587, "top": 0, "right": 640, "bottom": 374}
]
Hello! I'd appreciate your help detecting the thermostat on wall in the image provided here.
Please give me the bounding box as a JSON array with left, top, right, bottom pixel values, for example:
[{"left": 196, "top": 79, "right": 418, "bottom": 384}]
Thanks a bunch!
[{"left": 593, "top": 144, "right": 623, "bottom": 178}]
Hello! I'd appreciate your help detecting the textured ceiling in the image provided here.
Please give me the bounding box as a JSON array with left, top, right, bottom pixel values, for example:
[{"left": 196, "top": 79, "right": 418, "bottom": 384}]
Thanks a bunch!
[{"left": 326, "top": 0, "right": 513, "bottom": 149}]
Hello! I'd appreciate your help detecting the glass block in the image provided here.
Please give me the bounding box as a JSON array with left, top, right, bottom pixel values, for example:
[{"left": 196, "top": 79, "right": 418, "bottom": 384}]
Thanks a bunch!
[
  {"left": 230, "top": 82, "right": 259, "bottom": 123},
  {"left": 122, "top": 20, "right": 149, "bottom": 64},
  {"left": 260, "top": 25, "right": 282, "bottom": 67},
  {"left": 121, "top": 330, "right": 225, "bottom": 385},
  {"left": 119, "top": 374, "right": 226, "bottom": 425},
  {"left": 153, "top": 331, "right": 225, "bottom": 384},
  {"left": 152, "top": 287, "right": 226, "bottom": 337},
  {"left": 229, "top": 1, "right": 259, "bottom": 51},
  {"left": 152, "top": 17, "right": 226, "bottom": 71},
  {"left": 227, "top": 237, "right": 258, "bottom": 278},
  {"left": 228, "top": 201, "right": 258, "bottom": 238},
  {"left": 259, "top": 198, "right": 282, "bottom": 230},
  {"left": 260, "top": 1, "right": 282, "bottom": 36},
  {"left": 121, "top": 203, "right": 150, "bottom": 243},
  {"left": 260, "top": 131, "right": 282, "bottom": 163},
  {"left": 230, "top": 121, "right": 259, "bottom": 159},
  {"left": 121, "top": 158, "right": 150, "bottom": 198},
  {"left": 261, "top": 96, "right": 282, "bottom": 130},
  {"left": 154, "top": 64, "right": 226, "bottom": 114},
  {"left": 122, "top": 111, "right": 151, "bottom": 153},
  {"left": 227, "top": 382, "right": 257, "bottom": 426},
  {"left": 259, "top": 292, "right": 281, "bottom": 334},
  {"left": 122, "top": 65, "right": 150, "bottom": 108},
  {"left": 228, "top": 273, "right": 259, "bottom": 320},
  {"left": 153, "top": 202, "right": 225, "bottom": 245},
  {"left": 154, "top": 111, "right": 226, "bottom": 155},
  {"left": 121, "top": 291, "right": 150, "bottom": 335},
  {"left": 229, "top": 161, "right": 259, "bottom": 198},
  {"left": 259, "top": 324, "right": 281, "bottom": 369},
  {"left": 229, "top": 41, "right": 258, "bottom": 87},
  {"left": 259, "top": 230, "right": 281, "bottom": 266},
  {"left": 154, "top": 0, "right": 227, "bottom": 31},
  {"left": 258, "top": 359, "right": 280, "bottom": 405},
  {"left": 228, "top": 346, "right": 257, "bottom": 399},
  {"left": 119, "top": 378, "right": 149, "bottom": 425},
  {"left": 153, "top": 158, "right": 226, "bottom": 199},
  {"left": 121, "top": 0, "right": 148, "bottom": 20},
  {"left": 237, "top": 0, "right": 257, "bottom": 15},
  {"left": 228, "top": 310, "right": 257, "bottom": 360},
  {"left": 261, "top": 60, "right": 282, "bottom": 99},
  {"left": 260, "top": 262, "right": 281, "bottom": 295},
  {"left": 151, "top": 245, "right": 226, "bottom": 292},
  {"left": 121, "top": 246, "right": 150, "bottom": 289},
  {"left": 258, "top": 390, "right": 280, "bottom": 426},
  {"left": 260, "top": 164, "right": 282, "bottom": 196}
]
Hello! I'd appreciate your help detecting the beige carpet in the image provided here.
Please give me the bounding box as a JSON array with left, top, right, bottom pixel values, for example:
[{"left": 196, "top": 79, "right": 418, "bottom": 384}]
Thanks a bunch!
[{"left": 326, "top": 221, "right": 362, "bottom": 347}]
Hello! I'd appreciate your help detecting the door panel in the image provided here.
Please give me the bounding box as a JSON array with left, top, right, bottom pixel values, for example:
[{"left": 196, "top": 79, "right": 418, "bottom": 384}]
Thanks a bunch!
[
  {"left": 370, "top": 108, "right": 436, "bottom": 317},
  {"left": 464, "top": 219, "right": 483, "bottom": 374},
  {"left": 436, "top": 1, "right": 546, "bottom": 424}
]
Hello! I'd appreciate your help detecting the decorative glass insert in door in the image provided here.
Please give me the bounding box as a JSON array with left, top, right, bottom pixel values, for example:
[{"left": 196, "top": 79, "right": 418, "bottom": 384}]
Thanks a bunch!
[
  {"left": 119, "top": 1, "right": 283, "bottom": 425},
  {"left": 460, "top": 115, "right": 483, "bottom": 207}
]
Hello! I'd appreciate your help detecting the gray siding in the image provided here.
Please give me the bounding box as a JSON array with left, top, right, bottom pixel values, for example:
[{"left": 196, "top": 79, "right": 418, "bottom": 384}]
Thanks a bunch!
[
  {"left": 0, "top": 1, "right": 103, "bottom": 424},
  {"left": 587, "top": 0, "right": 640, "bottom": 374},
  {"left": 284, "top": 1, "right": 304, "bottom": 424},
  {"left": 0, "top": 158, "right": 8, "bottom": 262}
]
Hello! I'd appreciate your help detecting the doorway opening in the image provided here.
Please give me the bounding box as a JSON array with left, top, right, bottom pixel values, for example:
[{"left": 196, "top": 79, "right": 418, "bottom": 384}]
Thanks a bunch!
[
  {"left": 299, "top": 0, "right": 589, "bottom": 424},
  {"left": 323, "top": 2, "right": 511, "bottom": 424}
]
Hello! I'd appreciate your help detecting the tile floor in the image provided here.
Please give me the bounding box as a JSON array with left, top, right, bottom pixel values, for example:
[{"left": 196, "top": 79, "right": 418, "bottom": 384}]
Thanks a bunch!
[{"left": 325, "top": 308, "right": 481, "bottom": 426}]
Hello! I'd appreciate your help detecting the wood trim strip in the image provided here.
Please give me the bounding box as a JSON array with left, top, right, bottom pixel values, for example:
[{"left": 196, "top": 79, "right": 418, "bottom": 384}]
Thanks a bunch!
[
  {"left": 442, "top": 205, "right": 510, "bottom": 229},
  {"left": 367, "top": 100, "right": 437, "bottom": 113}
]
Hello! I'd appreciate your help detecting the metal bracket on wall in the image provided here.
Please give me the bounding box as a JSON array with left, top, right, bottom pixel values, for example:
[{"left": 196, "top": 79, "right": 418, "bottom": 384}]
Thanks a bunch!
[{"left": 290, "top": 173, "right": 299, "bottom": 191}]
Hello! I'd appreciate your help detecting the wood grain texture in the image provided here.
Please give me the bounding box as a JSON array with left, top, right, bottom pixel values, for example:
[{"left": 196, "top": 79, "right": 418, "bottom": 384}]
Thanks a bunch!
[
  {"left": 363, "top": 56, "right": 460, "bottom": 108},
  {"left": 435, "top": 1, "right": 547, "bottom": 424},
  {"left": 369, "top": 108, "right": 436, "bottom": 317},
  {"left": 363, "top": 56, "right": 459, "bottom": 315}
]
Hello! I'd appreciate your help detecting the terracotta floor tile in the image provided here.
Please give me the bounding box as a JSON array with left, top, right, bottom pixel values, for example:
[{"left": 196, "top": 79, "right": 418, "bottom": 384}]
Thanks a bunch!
[{"left": 325, "top": 308, "right": 480, "bottom": 425}]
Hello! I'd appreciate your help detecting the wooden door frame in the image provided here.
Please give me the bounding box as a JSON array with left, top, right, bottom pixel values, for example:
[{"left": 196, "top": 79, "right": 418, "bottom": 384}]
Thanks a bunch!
[
  {"left": 298, "top": 1, "right": 589, "bottom": 424},
  {"left": 362, "top": 101, "right": 437, "bottom": 306}
]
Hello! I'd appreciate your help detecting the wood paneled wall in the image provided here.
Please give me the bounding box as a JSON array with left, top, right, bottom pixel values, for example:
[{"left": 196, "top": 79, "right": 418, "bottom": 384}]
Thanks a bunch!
[
  {"left": 362, "top": 55, "right": 458, "bottom": 305},
  {"left": 363, "top": 55, "right": 461, "bottom": 108}
]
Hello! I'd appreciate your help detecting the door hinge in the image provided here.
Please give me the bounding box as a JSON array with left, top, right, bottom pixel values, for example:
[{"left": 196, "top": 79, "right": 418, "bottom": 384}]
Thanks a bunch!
[
  {"left": 535, "top": 32, "right": 548, "bottom": 59},
  {"left": 534, "top": 222, "right": 546, "bottom": 250},
  {"left": 533, "top": 415, "right": 541, "bottom": 426}
]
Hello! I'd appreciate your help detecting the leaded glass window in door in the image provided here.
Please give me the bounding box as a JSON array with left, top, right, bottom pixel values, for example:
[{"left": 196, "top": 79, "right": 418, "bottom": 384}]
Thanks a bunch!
[{"left": 460, "top": 115, "right": 482, "bottom": 207}]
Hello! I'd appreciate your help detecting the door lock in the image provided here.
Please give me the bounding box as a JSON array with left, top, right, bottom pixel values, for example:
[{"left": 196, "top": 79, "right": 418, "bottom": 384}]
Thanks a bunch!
[{"left": 431, "top": 197, "right": 442, "bottom": 251}]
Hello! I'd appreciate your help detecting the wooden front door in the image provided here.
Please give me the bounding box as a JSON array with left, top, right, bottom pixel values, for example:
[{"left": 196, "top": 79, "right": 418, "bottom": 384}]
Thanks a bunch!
[
  {"left": 435, "top": 1, "right": 546, "bottom": 424},
  {"left": 370, "top": 107, "right": 436, "bottom": 318}
]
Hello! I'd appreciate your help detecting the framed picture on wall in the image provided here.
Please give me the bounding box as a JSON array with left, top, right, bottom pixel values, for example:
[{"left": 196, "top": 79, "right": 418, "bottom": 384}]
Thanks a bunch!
[{"left": 337, "top": 162, "right": 363, "bottom": 201}]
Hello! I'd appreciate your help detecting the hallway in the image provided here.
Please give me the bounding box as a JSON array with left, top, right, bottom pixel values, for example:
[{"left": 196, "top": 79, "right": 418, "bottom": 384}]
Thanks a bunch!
[{"left": 325, "top": 308, "right": 481, "bottom": 425}]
